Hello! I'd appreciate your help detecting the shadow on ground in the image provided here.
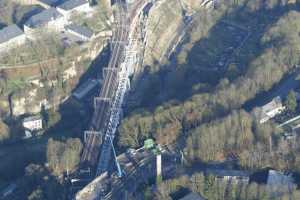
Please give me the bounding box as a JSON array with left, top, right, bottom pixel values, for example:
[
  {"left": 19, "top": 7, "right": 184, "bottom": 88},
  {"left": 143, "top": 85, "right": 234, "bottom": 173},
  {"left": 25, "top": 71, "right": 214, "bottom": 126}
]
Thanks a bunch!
[{"left": 125, "top": 2, "right": 299, "bottom": 116}]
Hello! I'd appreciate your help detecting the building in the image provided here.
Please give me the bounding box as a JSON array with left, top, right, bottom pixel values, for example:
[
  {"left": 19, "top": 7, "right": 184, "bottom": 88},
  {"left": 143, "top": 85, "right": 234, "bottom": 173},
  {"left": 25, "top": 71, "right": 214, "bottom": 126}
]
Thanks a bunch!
[
  {"left": 72, "top": 79, "right": 100, "bottom": 100},
  {"left": 0, "top": 25, "right": 26, "bottom": 52},
  {"left": 253, "top": 96, "right": 285, "bottom": 124},
  {"left": 206, "top": 169, "right": 250, "bottom": 184},
  {"left": 65, "top": 24, "right": 94, "bottom": 41},
  {"left": 179, "top": 192, "right": 205, "bottom": 200},
  {"left": 57, "top": 0, "right": 90, "bottom": 19},
  {"left": 36, "top": 0, "right": 64, "bottom": 8},
  {"left": 23, "top": 115, "right": 43, "bottom": 132},
  {"left": 267, "top": 170, "right": 295, "bottom": 196},
  {"left": 24, "top": 8, "right": 67, "bottom": 37}
]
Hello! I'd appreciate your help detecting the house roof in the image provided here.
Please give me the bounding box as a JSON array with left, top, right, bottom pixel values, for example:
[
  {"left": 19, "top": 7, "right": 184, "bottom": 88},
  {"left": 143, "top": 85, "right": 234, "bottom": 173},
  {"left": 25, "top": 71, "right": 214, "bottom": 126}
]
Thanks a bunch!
[
  {"left": 66, "top": 24, "right": 94, "bottom": 38},
  {"left": 23, "top": 115, "right": 42, "bottom": 123},
  {"left": 25, "top": 8, "right": 63, "bottom": 28},
  {"left": 58, "top": 0, "right": 88, "bottom": 11},
  {"left": 38, "top": 0, "right": 65, "bottom": 6},
  {"left": 179, "top": 193, "right": 205, "bottom": 200},
  {"left": 0, "top": 25, "right": 24, "bottom": 44},
  {"left": 262, "top": 96, "right": 283, "bottom": 114},
  {"left": 253, "top": 96, "right": 284, "bottom": 121},
  {"left": 206, "top": 169, "right": 250, "bottom": 178}
]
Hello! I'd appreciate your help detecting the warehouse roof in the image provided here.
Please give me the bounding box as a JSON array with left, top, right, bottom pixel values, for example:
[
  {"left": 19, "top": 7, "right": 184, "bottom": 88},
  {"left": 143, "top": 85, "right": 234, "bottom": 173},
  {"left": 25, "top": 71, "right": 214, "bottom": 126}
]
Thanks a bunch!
[
  {"left": 0, "top": 25, "right": 24, "bottom": 44},
  {"left": 38, "top": 0, "right": 65, "bottom": 6},
  {"left": 25, "top": 8, "right": 63, "bottom": 28},
  {"left": 206, "top": 169, "right": 250, "bottom": 178},
  {"left": 23, "top": 115, "right": 42, "bottom": 123},
  {"left": 66, "top": 24, "right": 94, "bottom": 38},
  {"left": 58, "top": 0, "right": 88, "bottom": 11}
]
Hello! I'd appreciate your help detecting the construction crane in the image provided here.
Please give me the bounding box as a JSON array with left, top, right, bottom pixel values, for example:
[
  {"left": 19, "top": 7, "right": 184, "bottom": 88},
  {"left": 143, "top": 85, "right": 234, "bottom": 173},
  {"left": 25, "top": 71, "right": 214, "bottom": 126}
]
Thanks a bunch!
[{"left": 109, "top": 136, "right": 123, "bottom": 178}]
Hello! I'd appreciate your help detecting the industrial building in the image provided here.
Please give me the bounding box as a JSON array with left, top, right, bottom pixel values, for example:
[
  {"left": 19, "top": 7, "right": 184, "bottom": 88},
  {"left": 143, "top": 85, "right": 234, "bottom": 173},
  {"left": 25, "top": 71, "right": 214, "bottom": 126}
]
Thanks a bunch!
[{"left": 24, "top": 8, "right": 68, "bottom": 37}]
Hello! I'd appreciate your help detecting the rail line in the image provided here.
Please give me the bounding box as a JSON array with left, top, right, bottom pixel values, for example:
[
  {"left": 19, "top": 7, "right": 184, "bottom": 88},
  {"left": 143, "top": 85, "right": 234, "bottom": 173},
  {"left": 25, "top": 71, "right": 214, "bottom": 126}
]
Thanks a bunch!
[{"left": 80, "top": 0, "right": 128, "bottom": 169}]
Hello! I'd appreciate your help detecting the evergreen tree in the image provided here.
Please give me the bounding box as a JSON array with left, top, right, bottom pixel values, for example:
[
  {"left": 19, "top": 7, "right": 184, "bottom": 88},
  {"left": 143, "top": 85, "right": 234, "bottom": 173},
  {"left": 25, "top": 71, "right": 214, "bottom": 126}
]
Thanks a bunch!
[{"left": 285, "top": 90, "right": 297, "bottom": 112}]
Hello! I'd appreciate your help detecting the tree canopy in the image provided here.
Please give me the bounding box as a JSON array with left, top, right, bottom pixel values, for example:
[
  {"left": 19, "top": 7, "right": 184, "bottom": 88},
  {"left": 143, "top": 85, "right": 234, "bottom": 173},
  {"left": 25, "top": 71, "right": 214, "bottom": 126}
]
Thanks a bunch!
[{"left": 47, "top": 138, "right": 82, "bottom": 175}]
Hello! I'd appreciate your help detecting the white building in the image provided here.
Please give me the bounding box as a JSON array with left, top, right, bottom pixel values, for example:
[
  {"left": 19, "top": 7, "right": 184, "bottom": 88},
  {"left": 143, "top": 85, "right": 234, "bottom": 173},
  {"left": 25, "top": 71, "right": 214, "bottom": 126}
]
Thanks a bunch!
[
  {"left": 65, "top": 24, "right": 94, "bottom": 41},
  {"left": 57, "top": 0, "right": 91, "bottom": 20},
  {"left": 23, "top": 115, "right": 43, "bottom": 132},
  {"left": 206, "top": 169, "right": 250, "bottom": 184},
  {"left": 0, "top": 25, "right": 26, "bottom": 52},
  {"left": 24, "top": 8, "right": 68, "bottom": 38},
  {"left": 253, "top": 96, "right": 286, "bottom": 124}
]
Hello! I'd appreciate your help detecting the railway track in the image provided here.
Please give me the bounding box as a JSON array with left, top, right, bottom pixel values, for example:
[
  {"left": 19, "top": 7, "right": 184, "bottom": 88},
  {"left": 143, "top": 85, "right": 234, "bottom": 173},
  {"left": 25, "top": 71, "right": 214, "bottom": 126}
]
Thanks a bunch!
[
  {"left": 80, "top": 0, "right": 152, "bottom": 175},
  {"left": 80, "top": 0, "right": 129, "bottom": 170}
]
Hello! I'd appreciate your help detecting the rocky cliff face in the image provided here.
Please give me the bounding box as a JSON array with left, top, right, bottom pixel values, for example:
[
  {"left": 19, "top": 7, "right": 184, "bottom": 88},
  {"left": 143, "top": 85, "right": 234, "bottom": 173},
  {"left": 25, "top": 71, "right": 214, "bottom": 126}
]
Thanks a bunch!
[{"left": 142, "top": 0, "right": 204, "bottom": 71}]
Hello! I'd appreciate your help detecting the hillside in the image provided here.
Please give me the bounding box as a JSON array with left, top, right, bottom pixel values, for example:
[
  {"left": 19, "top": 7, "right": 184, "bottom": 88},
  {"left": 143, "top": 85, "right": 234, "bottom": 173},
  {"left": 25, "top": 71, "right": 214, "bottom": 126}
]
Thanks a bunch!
[{"left": 119, "top": 0, "right": 300, "bottom": 167}]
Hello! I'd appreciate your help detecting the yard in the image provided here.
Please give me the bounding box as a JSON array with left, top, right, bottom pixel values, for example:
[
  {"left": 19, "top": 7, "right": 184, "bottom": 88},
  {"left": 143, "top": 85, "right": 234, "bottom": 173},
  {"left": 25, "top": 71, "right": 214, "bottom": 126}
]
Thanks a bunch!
[
  {"left": 71, "top": 1, "right": 111, "bottom": 34},
  {"left": 0, "top": 33, "right": 65, "bottom": 66},
  {"left": 0, "top": 0, "right": 43, "bottom": 27}
]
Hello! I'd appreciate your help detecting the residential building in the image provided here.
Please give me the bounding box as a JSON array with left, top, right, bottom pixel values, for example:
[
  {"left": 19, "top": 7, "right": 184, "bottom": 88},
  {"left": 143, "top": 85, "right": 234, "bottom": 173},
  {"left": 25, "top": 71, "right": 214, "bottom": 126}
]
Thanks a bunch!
[
  {"left": 206, "top": 169, "right": 250, "bottom": 184},
  {"left": 23, "top": 115, "right": 43, "bottom": 132},
  {"left": 179, "top": 192, "right": 205, "bottom": 200},
  {"left": 65, "top": 24, "right": 94, "bottom": 41},
  {"left": 24, "top": 8, "right": 67, "bottom": 37},
  {"left": 253, "top": 96, "right": 285, "bottom": 124},
  {"left": 0, "top": 25, "right": 26, "bottom": 52},
  {"left": 57, "top": 0, "right": 90, "bottom": 19}
]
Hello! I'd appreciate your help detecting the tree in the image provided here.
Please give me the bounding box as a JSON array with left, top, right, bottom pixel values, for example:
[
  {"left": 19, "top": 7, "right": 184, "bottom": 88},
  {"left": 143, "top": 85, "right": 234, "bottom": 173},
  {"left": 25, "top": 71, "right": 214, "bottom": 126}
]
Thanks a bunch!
[
  {"left": 285, "top": 90, "right": 297, "bottom": 112},
  {"left": 28, "top": 188, "right": 45, "bottom": 200},
  {"left": 0, "top": 119, "right": 9, "bottom": 142},
  {"left": 47, "top": 138, "right": 83, "bottom": 175}
]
